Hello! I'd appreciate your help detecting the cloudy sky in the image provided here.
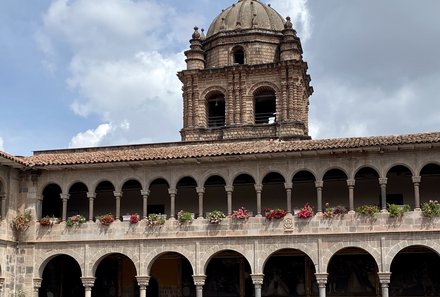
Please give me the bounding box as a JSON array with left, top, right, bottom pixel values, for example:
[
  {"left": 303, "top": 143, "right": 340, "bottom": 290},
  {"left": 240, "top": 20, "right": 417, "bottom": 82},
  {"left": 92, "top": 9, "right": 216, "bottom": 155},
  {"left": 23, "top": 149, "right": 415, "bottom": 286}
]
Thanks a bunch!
[{"left": 1, "top": 0, "right": 439, "bottom": 156}]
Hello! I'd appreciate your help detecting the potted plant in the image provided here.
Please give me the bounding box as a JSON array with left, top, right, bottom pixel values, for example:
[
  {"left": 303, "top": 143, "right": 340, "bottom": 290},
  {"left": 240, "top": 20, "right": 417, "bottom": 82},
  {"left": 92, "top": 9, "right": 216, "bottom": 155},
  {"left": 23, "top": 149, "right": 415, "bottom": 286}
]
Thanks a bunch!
[
  {"left": 296, "top": 203, "right": 314, "bottom": 219},
  {"left": 231, "top": 207, "right": 250, "bottom": 220},
  {"left": 323, "top": 203, "right": 348, "bottom": 219},
  {"left": 421, "top": 200, "right": 440, "bottom": 218},
  {"left": 66, "top": 214, "right": 86, "bottom": 227},
  {"left": 146, "top": 213, "right": 166, "bottom": 226},
  {"left": 97, "top": 213, "right": 114, "bottom": 226},
  {"left": 177, "top": 210, "right": 193, "bottom": 224},
  {"left": 12, "top": 210, "right": 32, "bottom": 231},
  {"left": 356, "top": 204, "right": 380, "bottom": 220},
  {"left": 388, "top": 204, "right": 410, "bottom": 218},
  {"left": 38, "top": 216, "right": 53, "bottom": 227},
  {"left": 129, "top": 213, "right": 140, "bottom": 224},
  {"left": 207, "top": 210, "right": 226, "bottom": 224},
  {"left": 263, "top": 208, "right": 287, "bottom": 220}
]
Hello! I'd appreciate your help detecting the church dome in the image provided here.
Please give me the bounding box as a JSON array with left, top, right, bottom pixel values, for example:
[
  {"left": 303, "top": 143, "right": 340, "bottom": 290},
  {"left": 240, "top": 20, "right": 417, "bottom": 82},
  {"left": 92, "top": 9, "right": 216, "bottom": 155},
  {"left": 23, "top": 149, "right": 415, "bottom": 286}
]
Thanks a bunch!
[{"left": 206, "top": 0, "right": 285, "bottom": 38}]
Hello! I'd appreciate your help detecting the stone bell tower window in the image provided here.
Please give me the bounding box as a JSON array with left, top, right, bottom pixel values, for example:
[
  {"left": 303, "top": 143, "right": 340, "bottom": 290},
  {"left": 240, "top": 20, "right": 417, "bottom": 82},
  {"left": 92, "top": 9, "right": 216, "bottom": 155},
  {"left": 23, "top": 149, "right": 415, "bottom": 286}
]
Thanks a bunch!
[
  {"left": 232, "top": 46, "right": 245, "bottom": 65},
  {"left": 254, "top": 90, "right": 276, "bottom": 124},
  {"left": 207, "top": 93, "right": 226, "bottom": 127}
]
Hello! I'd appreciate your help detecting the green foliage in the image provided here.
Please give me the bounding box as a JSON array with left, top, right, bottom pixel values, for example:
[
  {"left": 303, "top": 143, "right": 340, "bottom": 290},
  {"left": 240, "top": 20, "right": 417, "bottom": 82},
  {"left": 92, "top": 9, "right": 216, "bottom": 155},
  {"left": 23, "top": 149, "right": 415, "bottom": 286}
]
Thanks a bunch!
[
  {"left": 207, "top": 210, "right": 226, "bottom": 224},
  {"left": 421, "top": 200, "right": 440, "bottom": 218},
  {"left": 356, "top": 204, "right": 380, "bottom": 220},
  {"left": 388, "top": 204, "right": 410, "bottom": 218},
  {"left": 13, "top": 210, "right": 32, "bottom": 231},
  {"left": 146, "top": 213, "right": 166, "bottom": 226},
  {"left": 178, "top": 210, "right": 193, "bottom": 224}
]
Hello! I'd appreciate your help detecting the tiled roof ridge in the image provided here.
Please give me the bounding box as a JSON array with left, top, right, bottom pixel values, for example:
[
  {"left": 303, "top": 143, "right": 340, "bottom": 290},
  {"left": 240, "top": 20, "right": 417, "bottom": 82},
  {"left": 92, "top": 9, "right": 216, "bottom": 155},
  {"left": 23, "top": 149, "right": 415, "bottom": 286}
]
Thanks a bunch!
[
  {"left": 0, "top": 151, "right": 27, "bottom": 166},
  {"left": 21, "top": 131, "right": 440, "bottom": 167}
]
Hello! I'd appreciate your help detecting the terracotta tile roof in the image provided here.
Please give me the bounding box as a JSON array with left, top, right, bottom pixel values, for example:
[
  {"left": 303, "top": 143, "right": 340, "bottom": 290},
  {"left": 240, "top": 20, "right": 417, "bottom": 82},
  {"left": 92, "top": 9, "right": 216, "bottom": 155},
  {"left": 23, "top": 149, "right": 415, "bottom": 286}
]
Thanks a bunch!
[
  {"left": 0, "top": 151, "right": 26, "bottom": 166},
  {"left": 23, "top": 132, "right": 440, "bottom": 167}
]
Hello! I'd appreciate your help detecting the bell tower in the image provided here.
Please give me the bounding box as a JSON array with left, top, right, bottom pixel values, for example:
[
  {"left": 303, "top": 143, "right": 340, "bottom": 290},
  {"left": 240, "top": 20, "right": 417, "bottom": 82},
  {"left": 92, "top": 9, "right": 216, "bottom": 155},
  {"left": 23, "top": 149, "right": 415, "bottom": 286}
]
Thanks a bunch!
[{"left": 178, "top": 0, "right": 313, "bottom": 141}]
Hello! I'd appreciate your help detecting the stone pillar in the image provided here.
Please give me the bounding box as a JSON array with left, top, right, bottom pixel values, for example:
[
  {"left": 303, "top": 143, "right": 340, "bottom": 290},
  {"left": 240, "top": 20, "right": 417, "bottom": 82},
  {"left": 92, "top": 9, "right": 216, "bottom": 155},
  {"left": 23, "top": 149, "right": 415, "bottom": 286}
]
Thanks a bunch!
[
  {"left": 114, "top": 191, "right": 122, "bottom": 221},
  {"left": 196, "top": 187, "right": 205, "bottom": 219},
  {"left": 0, "top": 193, "right": 6, "bottom": 219},
  {"left": 33, "top": 278, "right": 42, "bottom": 297},
  {"left": 141, "top": 190, "right": 150, "bottom": 219},
  {"left": 193, "top": 275, "right": 206, "bottom": 297},
  {"left": 378, "top": 272, "right": 391, "bottom": 297},
  {"left": 255, "top": 184, "right": 263, "bottom": 216},
  {"left": 315, "top": 273, "right": 328, "bottom": 297},
  {"left": 37, "top": 194, "right": 43, "bottom": 219},
  {"left": 169, "top": 188, "right": 177, "bottom": 219},
  {"left": 0, "top": 277, "right": 4, "bottom": 297},
  {"left": 412, "top": 176, "right": 421, "bottom": 210},
  {"left": 136, "top": 276, "right": 150, "bottom": 297},
  {"left": 315, "top": 181, "right": 323, "bottom": 213},
  {"left": 251, "top": 274, "right": 264, "bottom": 297},
  {"left": 87, "top": 192, "right": 96, "bottom": 221},
  {"left": 225, "top": 186, "right": 234, "bottom": 215},
  {"left": 379, "top": 178, "right": 388, "bottom": 212},
  {"left": 81, "top": 277, "right": 95, "bottom": 297},
  {"left": 347, "top": 179, "right": 355, "bottom": 212},
  {"left": 60, "top": 193, "right": 70, "bottom": 221},
  {"left": 284, "top": 183, "right": 293, "bottom": 213}
]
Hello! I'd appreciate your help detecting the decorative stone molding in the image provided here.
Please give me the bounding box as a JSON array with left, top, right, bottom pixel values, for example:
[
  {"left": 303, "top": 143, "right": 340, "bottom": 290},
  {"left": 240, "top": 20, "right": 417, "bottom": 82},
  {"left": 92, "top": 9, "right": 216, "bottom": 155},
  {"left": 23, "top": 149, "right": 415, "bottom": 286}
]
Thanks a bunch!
[
  {"left": 0, "top": 277, "right": 5, "bottom": 291},
  {"left": 283, "top": 216, "right": 294, "bottom": 231},
  {"left": 251, "top": 274, "right": 264, "bottom": 285},
  {"left": 136, "top": 276, "right": 150, "bottom": 288},
  {"left": 379, "top": 178, "right": 388, "bottom": 185},
  {"left": 33, "top": 278, "right": 43, "bottom": 292},
  {"left": 140, "top": 190, "right": 150, "bottom": 196},
  {"left": 412, "top": 175, "right": 421, "bottom": 184},
  {"left": 192, "top": 275, "right": 206, "bottom": 286},
  {"left": 81, "top": 277, "right": 95, "bottom": 289},
  {"left": 196, "top": 187, "right": 205, "bottom": 194},
  {"left": 86, "top": 192, "right": 96, "bottom": 199},
  {"left": 346, "top": 179, "right": 355, "bottom": 187},
  {"left": 314, "top": 273, "right": 328, "bottom": 287},
  {"left": 377, "top": 272, "right": 391, "bottom": 285}
]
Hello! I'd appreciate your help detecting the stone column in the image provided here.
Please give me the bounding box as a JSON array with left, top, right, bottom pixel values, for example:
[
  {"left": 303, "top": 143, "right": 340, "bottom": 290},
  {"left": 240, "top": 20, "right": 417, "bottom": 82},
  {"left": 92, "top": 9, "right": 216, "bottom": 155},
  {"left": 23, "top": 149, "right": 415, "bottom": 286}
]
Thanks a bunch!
[
  {"left": 87, "top": 192, "right": 96, "bottom": 221},
  {"left": 251, "top": 274, "right": 264, "bottom": 297},
  {"left": 114, "top": 191, "right": 122, "bottom": 221},
  {"left": 379, "top": 178, "right": 388, "bottom": 212},
  {"left": 315, "top": 273, "right": 328, "bottom": 297},
  {"left": 81, "top": 277, "right": 95, "bottom": 297},
  {"left": 141, "top": 190, "right": 150, "bottom": 219},
  {"left": 33, "top": 278, "right": 42, "bottom": 297},
  {"left": 315, "top": 181, "right": 323, "bottom": 213},
  {"left": 60, "top": 193, "right": 70, "bottom": 221},
  {"left": 169, "top": 188, "right": 177, "bottom": 219},
  {"left": 193, "top": 275, "right": 206, "bottom": 297},
  {"left": 37, "top": 194, "right": 43, "bottom": 219},
  {"left": 347, "top": 179, "right": 355, "bottom": 212},
  {"left": 0, "top": 277, "right": 4, "bottom": 297},
  {"left": 0, "top": 193, "right": 5, "bottom": 219},
  {"left": 136, "top": 276, "right": 150, "bottom": 297},
  {"left": 378, "top": 272, "right": 391, "bottom": 297},
  {"left": 225, "top": 186, "right": 234, "bottom": 215},
  {"left": 255, "top": 184, "right": 263, "bottom": 216},
  {"left": 196, "top": 187, "right": 205, "bottom": 219},
  {"left": 284, "top": 183, "right": 293, "bottom": 213},
  {"left": 412, "top": 176, "right": 421, "bottom": 210}
]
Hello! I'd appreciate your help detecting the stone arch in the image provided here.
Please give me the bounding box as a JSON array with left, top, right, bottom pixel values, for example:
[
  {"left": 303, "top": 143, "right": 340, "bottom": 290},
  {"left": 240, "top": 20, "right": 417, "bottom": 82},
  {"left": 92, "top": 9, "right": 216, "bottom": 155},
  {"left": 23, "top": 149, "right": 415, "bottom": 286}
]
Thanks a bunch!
[
  {"left": 147, "top": 176, "right": 170, "bottom": 189},
  {"left": 173, "top": 174, "right": 199, "bottom": 189},
  {"left": 260, "top": 170, "right": 288, "bottom": 185},
  {"left": 144, "top": 246, "right": 195, "bottom": 275},
  {"left": 37, "top": 250, "right": 84, "bottom": 278},
  {"left": 90, "top": 250, "right": 139, "bottom": 276},
  {"left": 260, "top": 244, "right": 318, "bottom": 274},
  {"left": 418, "top": 160, "right": 440, "bottom": 176},
  {"left": 117, "top": 176, "right": 144, "bottom": 193},
  {"left": 353, "top": 165, "right": 381, "bottom": 179},
  {"left": 39, "top": 181, "right": 63, "bottom": 196},
  {"left": 147, "top": 251, "right": 195, "bottom": 275},
  {"left": 384, "top": 241, "right": 440, "bottom": 272},
  {"left": 322, "top": 243, "right": 381, "bottom": 273},
  {"left": 230, "top": 45, "right": 246, "bottom": 65},
  {"left": 229, "top": 171, "right": 257, "bottom": 186},
  {"left": 66, "top": 180, "right": 89, "bottom": 193},
  {"left": 202, "top": 246, "right": 254, "bottom": 274},
  {"left": 248, "top": 81, "right": 280, "bottom": 96},
  {"left": 384, "top": 163, "right": 415, "bottom": 177},
  {"left": 290, "top": 168, "right": 317, "bottom": 183},
  {"left": 201, "top": 172, "right": 228, "bottom": 187},
  {"left": 200, "top": 86, "right": 228, "bottom": 101},
  {"left": 91, "top": 179, "right": 116, "bottom": 193},
  {"left": 321, "top": 166, "right": 349, "bottom": 180}
]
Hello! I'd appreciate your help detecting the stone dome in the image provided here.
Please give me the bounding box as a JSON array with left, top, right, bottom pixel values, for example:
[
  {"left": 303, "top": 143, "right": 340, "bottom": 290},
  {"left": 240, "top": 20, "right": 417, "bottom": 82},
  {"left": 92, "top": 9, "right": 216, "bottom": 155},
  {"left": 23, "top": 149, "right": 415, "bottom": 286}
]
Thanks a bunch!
[{"left": 206, "top": 0, "right": 285, "bottom": 38}]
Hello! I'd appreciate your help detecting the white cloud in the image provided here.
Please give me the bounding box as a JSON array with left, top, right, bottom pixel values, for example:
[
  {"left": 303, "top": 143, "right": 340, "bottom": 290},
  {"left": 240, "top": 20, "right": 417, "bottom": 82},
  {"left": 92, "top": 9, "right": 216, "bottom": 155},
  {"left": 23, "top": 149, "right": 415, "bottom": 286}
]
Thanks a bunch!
[
  {"left": 0, "top": 137, "right": 4, "bottom": 151},
  {"left": 271, "top": 0, "right": 312, "bottom": 42},
  {"left": 38, "top": 0, "right": 200, "bottom": 147}
]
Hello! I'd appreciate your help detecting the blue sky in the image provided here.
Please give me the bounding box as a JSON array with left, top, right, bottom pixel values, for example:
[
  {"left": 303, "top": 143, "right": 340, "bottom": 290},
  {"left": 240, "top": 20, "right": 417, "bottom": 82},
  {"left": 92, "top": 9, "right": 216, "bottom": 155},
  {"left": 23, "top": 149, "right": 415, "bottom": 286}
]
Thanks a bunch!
[{"left": 1, "top": 0, "right": 440, "bottom": 156}]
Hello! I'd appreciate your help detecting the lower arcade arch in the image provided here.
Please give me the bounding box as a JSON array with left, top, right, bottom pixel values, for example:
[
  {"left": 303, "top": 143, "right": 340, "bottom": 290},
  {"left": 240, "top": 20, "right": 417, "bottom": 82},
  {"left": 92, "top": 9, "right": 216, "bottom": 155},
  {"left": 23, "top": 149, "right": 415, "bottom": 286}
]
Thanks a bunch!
[
  {"left": 39, "top": 255, "right": 83, "bottom": 297},
  {"left": 389, "top": 245, "right": 440, "bottom": 296},
  {"left": 262, "top": 249, "right": 317, "bottom": 297},
  {"left": 205, "top": 250, "right": 253, "bottom": 297},
  {"left": 148, "top": 252, "right": 195, "bottom": 297},
  {"left": 93, "top": 253, "right": 138, "bottom": 297},
  {"left": 327, "top": 247, "right": 378, "bottom": 296}
]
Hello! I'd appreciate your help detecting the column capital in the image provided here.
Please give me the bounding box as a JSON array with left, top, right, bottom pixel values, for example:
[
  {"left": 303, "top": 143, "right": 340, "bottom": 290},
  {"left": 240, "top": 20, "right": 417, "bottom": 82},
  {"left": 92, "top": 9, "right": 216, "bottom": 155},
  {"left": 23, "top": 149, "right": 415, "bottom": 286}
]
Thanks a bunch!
[
  {"left": 284, "top": 182, "right": 293, "bottom": 190},
  {"left": 81, "top": 277, "right": 96, "bottom": 289},
  {"left": 87, "top": 192, "right": 96, "bottom": 199},
  {"left": 250, "top": 273, "right": 264, "bottom": 285},
  {"left": 379, "top": 177, "right": 388, "bottom": 185},
  {"left": 254, "top": 184, "right": 263, "bottom": 192},
  {"left": 60, "top": 193, "right": 70, "bottom": 200},
  {"left": 315, "top": 181, "right": 323, "bottom": 188},
  {"left": 225, "top": 185, "right": 234, "bottom": 192},
  {"left": 377, "top": 272, "right": 391, "bottom": 284},
  {"left": 113, "top": 191, "right": 122, "bottom": 198},
  {"left": 33, "top": 277, "right": 43, "bottom": 292},
  {"left": 346, "top": 179, "right": 356, "bottom": 187},
  {"left": 314, "top": 273, "right": 328, "bottom": 285},
  {"left": 412, "top": 175, "right": 421, "bottom": 184},
  {"left": 136, "top": 275, "right": 150, "bottom": 287},
  {"left": 196, "top": 187, "right": 205, "bottom": 194},
  {"left": 192, "top": 275, "right": 206, "bottom": 286},
  {"left": 140, "top": 189, "right": 150, "bottom": 196},
  {"left": 168, "top": 188, "right": 177, "bottom": 195}
]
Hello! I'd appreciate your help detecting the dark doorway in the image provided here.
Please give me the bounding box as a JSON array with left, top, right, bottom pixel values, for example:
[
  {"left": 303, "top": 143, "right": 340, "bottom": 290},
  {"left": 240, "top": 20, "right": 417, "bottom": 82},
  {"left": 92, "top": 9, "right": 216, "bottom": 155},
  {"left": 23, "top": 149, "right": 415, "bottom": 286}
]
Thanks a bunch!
[{"left": 42, "top": 184, "right": 62, "bottom": 218}]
